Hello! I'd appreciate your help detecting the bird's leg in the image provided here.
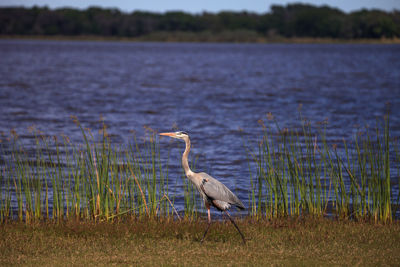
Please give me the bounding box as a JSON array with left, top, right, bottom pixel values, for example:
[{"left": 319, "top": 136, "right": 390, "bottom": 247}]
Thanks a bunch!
[
  {"left": 224, "top": 210, "right": 246, "bottom": 244},
  {"left": 200, "top": 207, "right": 212, "bottom": 243},
  {"left": 207, "top": 206, "right": 211, "bottom": 223}
]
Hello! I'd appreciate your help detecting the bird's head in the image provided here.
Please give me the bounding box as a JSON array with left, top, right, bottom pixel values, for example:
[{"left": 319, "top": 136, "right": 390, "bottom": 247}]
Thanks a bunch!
[{"left": 159, "top": 131, "right": 189, "bottom": 140}]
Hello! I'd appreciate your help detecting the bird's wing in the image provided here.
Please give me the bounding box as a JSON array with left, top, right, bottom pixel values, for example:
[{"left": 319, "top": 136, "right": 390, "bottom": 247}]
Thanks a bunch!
[{"left": 199, "top": 172, "right": 245, "bottom": 210}]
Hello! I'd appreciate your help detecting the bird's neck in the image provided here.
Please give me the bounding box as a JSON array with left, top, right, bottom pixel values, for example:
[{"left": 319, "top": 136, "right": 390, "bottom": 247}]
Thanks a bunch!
[{"left": 182, "top": 137, "right": 193, "bottom": 177}]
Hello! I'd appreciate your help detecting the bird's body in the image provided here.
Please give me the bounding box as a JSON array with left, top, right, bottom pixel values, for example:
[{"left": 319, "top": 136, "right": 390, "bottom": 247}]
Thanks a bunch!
[
  {"left": 194, "top": 171, "right": 245, "bottom": 211},
  {"left": 159, "top": 131, "right": 246, "bottom": 243}
]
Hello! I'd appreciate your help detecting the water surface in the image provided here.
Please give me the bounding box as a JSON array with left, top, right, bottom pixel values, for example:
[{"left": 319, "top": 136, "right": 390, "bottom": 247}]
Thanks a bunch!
[{"left": 1, "top": 40, "right": 399, "bottom": 213}]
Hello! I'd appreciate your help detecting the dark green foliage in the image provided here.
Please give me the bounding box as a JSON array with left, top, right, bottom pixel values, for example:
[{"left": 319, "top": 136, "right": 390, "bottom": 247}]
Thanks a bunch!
[{"left": 0, "top": 4, "right": 399, "bottom": 39}]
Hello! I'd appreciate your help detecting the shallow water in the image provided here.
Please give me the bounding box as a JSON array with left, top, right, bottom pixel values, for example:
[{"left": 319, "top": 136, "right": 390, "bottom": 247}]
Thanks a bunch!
[{"left": 0, "top": 40, "right": 399, "bottom": 213}]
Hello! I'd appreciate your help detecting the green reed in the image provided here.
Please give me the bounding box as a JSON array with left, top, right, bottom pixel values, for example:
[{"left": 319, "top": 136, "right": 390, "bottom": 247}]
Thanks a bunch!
[
  {"left": 0, "top": 119, "right": 196, "bottom": 223},
  {"left": 0, "top": 115, "right": 398, "bottom": 224},
  {"left": 246, "top": 114, "right": 397, "bottom": 223}
]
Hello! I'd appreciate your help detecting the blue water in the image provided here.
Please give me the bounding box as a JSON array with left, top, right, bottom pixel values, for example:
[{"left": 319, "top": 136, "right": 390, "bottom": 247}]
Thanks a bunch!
[{"left": 0, "top": 40, "right": 399, "bottom": 214}]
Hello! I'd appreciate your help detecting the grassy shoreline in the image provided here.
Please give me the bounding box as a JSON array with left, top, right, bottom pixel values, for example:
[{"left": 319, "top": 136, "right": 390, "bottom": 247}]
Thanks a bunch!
[
  {"left": 1, "top": 34, "right": 400, "bottom": 44},
  {"left": 1, "top": 218, "right": 399, "bottom": 266}
]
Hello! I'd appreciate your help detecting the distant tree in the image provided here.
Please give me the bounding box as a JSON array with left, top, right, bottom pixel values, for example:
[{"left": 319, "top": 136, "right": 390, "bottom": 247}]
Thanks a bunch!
[
  {"left": 158, "top": 11, "right": 204, "bottom": 32},
  {"left": 126, "top": 11, "right": 161, "bottom": 36},
  {"left": 268, "top": 4, "right": 346, "bottom": 37},
  {"left": 350, "top": 9, "right": 399, "bottom": 38},
  {"left": 0, "top": 5, "right": 399, "bottom": 39},
  {"left": 0, "top": 7, "right": 37, "bottom": 34},
  {"left": 216, "top": 11, "right": 259, "bottom": 31}
]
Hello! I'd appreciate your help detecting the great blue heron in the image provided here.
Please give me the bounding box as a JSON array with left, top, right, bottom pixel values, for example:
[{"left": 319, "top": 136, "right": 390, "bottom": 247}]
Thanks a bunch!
[{"left": 159, "top": 131, "right": 246, "bottom": 244}]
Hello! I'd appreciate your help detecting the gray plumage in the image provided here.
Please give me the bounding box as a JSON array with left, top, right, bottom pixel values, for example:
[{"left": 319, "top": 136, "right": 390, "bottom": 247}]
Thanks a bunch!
[
  {"left": 159, "top": 131, "right": 247, "bottom": 243},
  {"left": 198, "top": 172, "right": 245, "bottom": 211}
]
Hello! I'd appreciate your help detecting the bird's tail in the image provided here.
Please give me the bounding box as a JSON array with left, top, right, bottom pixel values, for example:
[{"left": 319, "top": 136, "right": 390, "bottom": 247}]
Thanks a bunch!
[{"left": 235, "top": 199, "right": 245, "bottom": 210}]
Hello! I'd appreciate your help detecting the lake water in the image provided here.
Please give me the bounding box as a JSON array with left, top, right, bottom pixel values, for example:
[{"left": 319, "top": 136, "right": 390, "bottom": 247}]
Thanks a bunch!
[{"left": 0, "top": 40, "right": 400, "bottom": 214}]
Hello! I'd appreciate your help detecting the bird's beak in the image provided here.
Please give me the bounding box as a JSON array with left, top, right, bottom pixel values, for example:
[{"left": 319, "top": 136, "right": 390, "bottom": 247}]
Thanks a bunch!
[{"left": 159, "top": 132, "right": 176, "bottom": 137}]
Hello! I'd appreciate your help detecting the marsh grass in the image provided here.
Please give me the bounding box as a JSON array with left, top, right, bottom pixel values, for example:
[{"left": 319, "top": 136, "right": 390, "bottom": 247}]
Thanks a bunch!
[
  {"left": 245, "top": 113, "right": 398, "bottom": 223},
  {"left": 0, "top": 118, "right": 194, "bottom": 222},
  {"left": 0, "top": 115, "right": 399, "bottom": 224}
]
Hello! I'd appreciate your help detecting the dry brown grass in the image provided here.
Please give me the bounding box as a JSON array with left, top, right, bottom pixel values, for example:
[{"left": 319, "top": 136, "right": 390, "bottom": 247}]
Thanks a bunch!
[{"left": 1, "top": 217, "right": 399, "bottom": 266}]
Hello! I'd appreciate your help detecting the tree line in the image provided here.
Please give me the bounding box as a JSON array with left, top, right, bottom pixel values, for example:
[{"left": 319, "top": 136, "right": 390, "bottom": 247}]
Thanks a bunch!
[{"left": 1, "top": 4, "right": 399, "bottom": 40}]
